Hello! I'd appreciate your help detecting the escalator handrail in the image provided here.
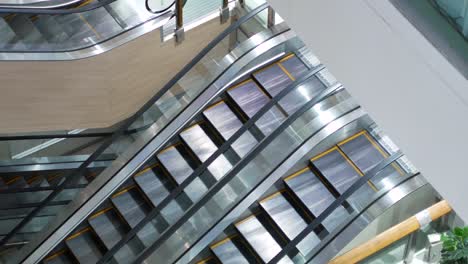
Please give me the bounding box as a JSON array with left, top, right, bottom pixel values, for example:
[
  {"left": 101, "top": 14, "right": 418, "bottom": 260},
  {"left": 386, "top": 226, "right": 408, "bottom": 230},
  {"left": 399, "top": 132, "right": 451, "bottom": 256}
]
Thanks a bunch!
[
  {"left": 130, "top": 83, "right": 345, "bottom": 263},
  {"left": 10, "top": 3, "right": 270, "bottom": 261},
  {"left": 96, "top": 63, "right": 326, "bottom": 263},
  {"left": 268, "top": 151, "right": 404, "bottom": 263},
  {"left": 0, "top": 0, "right": 117, "bottom": 14},
  {"left": 0, "top": 0, "right": 86, "bottom": 11},
  {"left": 329, "top": 199, "right": 451, "bottom": 264}
]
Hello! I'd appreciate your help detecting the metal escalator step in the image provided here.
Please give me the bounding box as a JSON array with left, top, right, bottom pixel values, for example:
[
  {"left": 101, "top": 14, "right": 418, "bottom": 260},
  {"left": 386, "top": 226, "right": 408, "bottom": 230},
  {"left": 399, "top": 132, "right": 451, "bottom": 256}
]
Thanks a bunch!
[
  {"left": 259, "top": 191, "right": 320, "bottom": 255},
  {"left": 338, "top": 131, "right": 401, "bottom": 186},
  {"left": 65, "top": 227, "right": 103, "bottom": 263},
  {"left": 210, "top": 237, "right": 249, "bottom": 264},
  {"left": 278, "top": 54, "right": 309, "bottom": 79},
  {"left": 43, "top": 249, "right": 74, "bottom": 264},
  {"left": 235, "top": 215, "right": 293, "bottom": 263},
  {"left": 5, "top": 176, "right": 28, "bottom": 188},
  {"left": 157, "top": 146, "right": 194, "bottom": 185},
  {"left": 284, "top": 168, "right": 348, "bottom": 232},
  {"left": 111, "top": 186, "right": 159, "bottom": 247},
  {"left": 133, "top": 164, "right": 170, "bottom": 207},
  {"left": 88, "top": 207, "right": 141, "bottom": 263},
  {"left": 227, "top": 80, "right": 286, "bottom": 135},
  {"left": 277, "top": 74, "right": 326, "bottom": 115},
  {"left": 203, "top": 101, "right": 258, "bottom": 157},
  {"left": 32, "top": 15, "right": 70, "bottom": 43},
  {"left": 7, "top": 15, "right": 46, "bottom": 44},
  {"left": 26, "top": 175, "right": 49, "bottom": 187},
  {"left": 179, "top": 124, "right": 232, "bottom": 180},
  {"left": 157, "top": 145, "right": 208, "bottom": 202},
  {"left": 252, "top": 62, "right": 293, "bottom": 97},
  {"left": 311, "top": 147, "right": 366, "bottom": 194},
  {"left": 0, "top": 18, "right": 17, "bottom": 47}
]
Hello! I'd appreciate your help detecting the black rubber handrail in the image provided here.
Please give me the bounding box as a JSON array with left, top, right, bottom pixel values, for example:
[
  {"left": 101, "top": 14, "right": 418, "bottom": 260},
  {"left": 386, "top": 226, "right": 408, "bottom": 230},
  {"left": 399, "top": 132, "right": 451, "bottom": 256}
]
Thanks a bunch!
[
  {"left": 0, "top": 184, "right": 87, "bottom": 194},
  {"left": 131, "top": 83, "right": 344, "bottom": 263},
  {"left": 97, "top": 64, "right": 326, "bottom": 263},
  {"left": 268, "top": 151, "right": 404, "bottom": 263},
  {"left": 10, "top": 3, "right": 269, "bottom": 260}
]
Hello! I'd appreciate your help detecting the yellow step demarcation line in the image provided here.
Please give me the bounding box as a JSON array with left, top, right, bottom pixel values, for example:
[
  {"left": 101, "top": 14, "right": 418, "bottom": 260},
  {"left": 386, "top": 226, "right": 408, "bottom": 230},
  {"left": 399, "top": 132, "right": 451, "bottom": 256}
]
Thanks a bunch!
[
  {"left": 284, "top": 167, "right": 311, "bottom": 181},
  {"left": 277, "top": 62, "right": 296, "bottom": 81},
  {"left": 204, "top": 100, "right": 226, "bottom": 111},
  {"left": 134, "top": 163, "right": 159, "bottom": 177},
  {"left": 66, "top": 227, "right": 92, "bottom": 241},
  {"left": 258, "top": 189, "right": 285, "bottom": 204},
  {"left": 43, "top": 249, "right": 67, "bottom": 261},
  {"left": 279, "top": 53, "right": 295, "bottom": 63},
  {"left": 234, "top": 213, "right": 259, "bottom": 226},
  {"left": 210, "top": 234, "right": 238, "bottom": 249},
  {"left": 89, "top": 207, "right": 113, "bottom": 220},
  {"left": 26, "top": 175, "right": 43, "bottom": 185},
  {"left": 227, "top": 79, "right": 254, "bottom": 91},
  {"left": 5, "top": 176, "right": 21, "bottom": 185},
  {"left": 111, "top": 185, "right": 137, "bottom": 198},
  {"left": 197, "top": 256, "right": 215, "bottom": 264}
]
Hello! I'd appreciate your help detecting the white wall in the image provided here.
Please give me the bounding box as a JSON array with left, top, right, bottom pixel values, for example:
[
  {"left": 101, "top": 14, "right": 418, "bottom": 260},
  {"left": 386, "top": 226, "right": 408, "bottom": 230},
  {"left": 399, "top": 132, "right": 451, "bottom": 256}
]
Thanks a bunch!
[{"left": 267, "top": 0, "right": 468, "bottom": 221}]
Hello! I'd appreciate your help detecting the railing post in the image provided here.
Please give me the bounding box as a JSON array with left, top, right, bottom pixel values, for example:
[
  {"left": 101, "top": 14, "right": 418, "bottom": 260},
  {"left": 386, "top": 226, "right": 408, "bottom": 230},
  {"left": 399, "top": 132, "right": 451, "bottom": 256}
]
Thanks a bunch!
[
  {"left": 267, "top": 6, "right": 275, "bottom": 28},
  {"left": 220, "top": 0, "right": 230, "bottom": 23},
  {"left": 175, "top": 0, "right": 184, "bottom": 43}
]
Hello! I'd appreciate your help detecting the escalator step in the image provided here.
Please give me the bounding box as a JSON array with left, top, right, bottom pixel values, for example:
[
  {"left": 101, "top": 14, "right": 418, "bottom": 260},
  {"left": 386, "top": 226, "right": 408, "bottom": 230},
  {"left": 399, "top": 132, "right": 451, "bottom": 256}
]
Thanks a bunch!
[
  {"left": 157, "top": 146, "right": 194, "bottom": 185},
  {"left": 284, "top": 168, "right": 348, "bottom": 231},
  {"left": 65, "top": 227, "right": 103, "bottom": 263},
  {"left": 179, "top": 123, "right": 232, "bottom": 180},
  {"left": 338, "top": 131, "right": 401, "bottom": 187},
  {"left": 235, "top": 215, "right": 293, "bottom": 263},
  {"left": 252, "top": 62, "right": 293, "bottom": 97},
  {"left": 43, "top": 249, "right": 74, "bottom": 264},
  {"left": 157, "top": 145, "right": 208, "bottom": 202},
  {"left": 203, "top": 101, "right": 258, "bottom": 158},
  {"left": 210, "top": 237, "right": 249, "bottom": 264},
  {"left": 133, "top": 164, "right": 170, "bottom": 207},
  {"left": 5, "top": 176, "right": 28, "bottom": 188},
  {"left": 278, "top": 54, "right": 309, "bottom": 79},
  {"left": 311, "top": 147, "right": 365, "bottom": 194},
  {"left": 259, "top": 191, "right": 320, "bottom": 255},
  {"left": 88, "top": 207, "right": 140, "bottom": 263},
  {"left": 111, "top": 186, "right": 159, "bottom": 247},
  {"left": 227, "top": 80, "right": 286, "bottom": 135},
  {"left": 277, "top": 74, "right": 326, "bottom": 115}
]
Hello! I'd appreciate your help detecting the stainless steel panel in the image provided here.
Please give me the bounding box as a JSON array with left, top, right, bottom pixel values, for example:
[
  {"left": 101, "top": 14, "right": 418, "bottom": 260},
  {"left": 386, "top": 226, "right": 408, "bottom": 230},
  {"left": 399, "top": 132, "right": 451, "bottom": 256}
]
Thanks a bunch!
[
  {"left": 32, "top": 15, "right": 70, "bottom": 43},
  {"left": 235, "top": 215, "right": 293, "bottom": 263},
  {"left": 211, "top": 238, "right": 249, "bottom": 264},
  {"left": 65, "top": 228, "right": 103, "bottom": 263},
  {"left": 227, "top": 80, "right": 286, "bottom": 135},
  {"left": 284, "top": 168, "right": 348, "bottom": 231},
  {"left": 88, "top": 208, "right": 139, "bottom": 263},
  {"left": 311, "top": 148, "right": 365, "bottom": 194},
  {"left": 203, "top": 101, "right": 258, "bottom": 157},
  {"left": 253, "top": 63, "right": 293, "bottom": 97},
  {"left": 279, "top": 55, "right": 308, "bottom": 79},
  {"left": 259, "top": 191, "right": 320, "bottom": 255}
]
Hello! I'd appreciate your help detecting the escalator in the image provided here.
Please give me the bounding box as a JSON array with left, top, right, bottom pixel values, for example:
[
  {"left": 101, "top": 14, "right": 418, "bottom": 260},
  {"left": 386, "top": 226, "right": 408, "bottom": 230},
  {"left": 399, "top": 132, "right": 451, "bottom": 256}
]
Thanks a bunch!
[
  {"left": 40, "top": 52, "right": 326, "bottom": 263},
  {"left": 0, "top": 0, "right": 175, "bottom": 56},
  {"left": 0, "top": 2, "right": 439, "bottom": 264}
]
